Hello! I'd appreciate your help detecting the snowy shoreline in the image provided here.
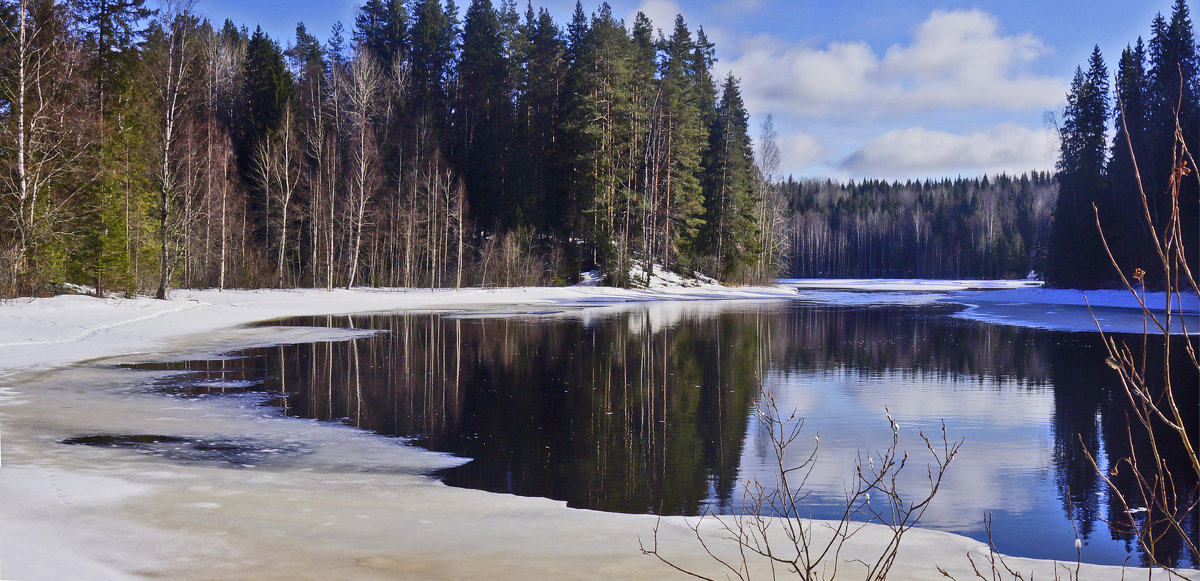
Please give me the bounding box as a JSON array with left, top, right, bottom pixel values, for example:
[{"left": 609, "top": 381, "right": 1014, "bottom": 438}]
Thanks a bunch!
[
  {"left": 782, "top": 278, "right": 1199, "bottom": 334},
  {"left": 1, "top": 283, "right": 1196, "bottom": 580},
  {"left": 2, "top": 278, "right": 1194, "bottom": 380}
]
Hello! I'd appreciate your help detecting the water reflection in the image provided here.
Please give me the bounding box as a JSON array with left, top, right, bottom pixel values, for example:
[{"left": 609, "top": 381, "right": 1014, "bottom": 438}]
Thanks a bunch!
[{"left": 138, "top": 301, "right": 1197, "bottom": 567}]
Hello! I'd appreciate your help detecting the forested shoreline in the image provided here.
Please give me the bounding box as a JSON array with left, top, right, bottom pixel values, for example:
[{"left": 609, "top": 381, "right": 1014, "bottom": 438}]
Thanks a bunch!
[
  {"left": 0, "top": 0, "right": 1195, "bottom": 298},
  {"left": 781, "top": 173, "right": 1055, "bottom": 280},
  {"left": 1, "top": 0, "right": 779, "bottom": 297},
  {"left": 1048, "top": 0, "right": 1198, "bottom": 289}
]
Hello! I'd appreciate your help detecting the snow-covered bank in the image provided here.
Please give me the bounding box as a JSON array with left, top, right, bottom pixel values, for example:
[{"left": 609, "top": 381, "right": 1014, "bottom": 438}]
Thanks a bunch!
[
  {"left": 4, "top": 280, "right": 1193, "bottom": 378},
  {"left": 0, "top": 285, "right": 792, "bottom": 379},
  {"left": 1, "top": 284, "right": 1195, "bottom": 580},
  {"left": 779, "top": 278, "right": 1199, "bottom": 334},
  {"left": 945, "top": 286, "right": 1199, "bottom": 334},
  {"left": 779, "top": 277, "right": 1045, "bottom": 292}
]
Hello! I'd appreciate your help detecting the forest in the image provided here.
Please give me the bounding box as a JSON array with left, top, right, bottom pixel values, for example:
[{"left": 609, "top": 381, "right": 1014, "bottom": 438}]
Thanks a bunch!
[
  {"left": 780, "top": 173, "right": 1055, "bottom": 280},
  {"left": 0, "top": 0, "right": 779, "bottom": 298},
  {"left": 0, "top": 0, "right": 1194, "bottom": 297},
  {"left": 1048, "top": 0, "right": 1198, "bottom": 289}
]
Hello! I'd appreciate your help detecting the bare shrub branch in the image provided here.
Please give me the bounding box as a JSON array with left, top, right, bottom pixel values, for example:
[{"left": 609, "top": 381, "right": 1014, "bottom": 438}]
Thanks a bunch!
[{"left": 642, "top": 394, "right": 961, "bottom": 580}]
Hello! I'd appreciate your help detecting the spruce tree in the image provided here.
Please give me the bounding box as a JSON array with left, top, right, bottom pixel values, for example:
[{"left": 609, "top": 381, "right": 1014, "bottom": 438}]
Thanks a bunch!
[
  {"left": 354, "top": 0, "right": 408, "bottom": 70},
  {"left": 701, "top": 74, "right": 759, "bottom": 279},
  {"left": 455, "top": 0, "right": 511, "bottom": 227},
  {"left": 690, "top": 27, "right": 717, "bottom": 160},
  {"left": 71, "top": 0, "right": 155, "bottom": 293},
  {"left": 77, "top": 0, "right": 154, "bottom": 117},
  {"left": 1145, "top": 0, "right": 1199, "bottom": 279},
  {"left": 409, "top": 0, "right": 458, "bottom": 144},
  {"left": 512, "top": 5, "right": 564, "bottom": 233},
  {"left": 1106, "top": 39, "right": 1150, "bottom": 276},
  {"left": 658, "top": 15, "right": 706, "bottom": 269},
  {"left": 1049, "top": 47, "right": 1108, "bottom": 288},
  {"left": 553, "top": 1, "right": 598, "bottom": 245},
  {"left": 236, "top": 27, "right": 295, "bottom": 246},
  {"left": 239, "top": 27, "right": 294, "bottom": 163}
]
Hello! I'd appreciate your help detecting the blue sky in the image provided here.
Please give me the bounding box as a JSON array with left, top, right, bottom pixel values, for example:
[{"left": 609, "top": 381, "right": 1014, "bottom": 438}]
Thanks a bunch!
[{"left": 194, "top": 0, "right": 1181, "bottom": 181}]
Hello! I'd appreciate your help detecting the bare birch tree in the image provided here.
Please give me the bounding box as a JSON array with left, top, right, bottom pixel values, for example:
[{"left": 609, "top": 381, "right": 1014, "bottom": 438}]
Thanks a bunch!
[
  {"left": 253, "top": 103, "right": 300, "bottom": 288},
  {"left": 755, "top": 114, "right": 786, "bottom": 282},
  {"left": 0, "top": 0, "right": 91, "bottom": 293},
  {"left": 147, "top": 0, "right": 197, "bottom": 299},
  {"left": 342, "top": 46, "right": 382, "bottom": 288},
  {"left": 202, "top": 21, "right": 242, "bottom": 290}
]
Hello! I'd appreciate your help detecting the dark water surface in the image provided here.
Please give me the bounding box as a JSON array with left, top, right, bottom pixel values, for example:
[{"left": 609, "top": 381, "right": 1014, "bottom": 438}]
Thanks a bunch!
[{"left": 135, "top": 299, "right": 1198, "bottom": 567}]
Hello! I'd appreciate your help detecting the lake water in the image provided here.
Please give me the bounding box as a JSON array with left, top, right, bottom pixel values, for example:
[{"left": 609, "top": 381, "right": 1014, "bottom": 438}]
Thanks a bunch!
[{"left": 132, "top": 298, "right": 1198, "bottom": 567}]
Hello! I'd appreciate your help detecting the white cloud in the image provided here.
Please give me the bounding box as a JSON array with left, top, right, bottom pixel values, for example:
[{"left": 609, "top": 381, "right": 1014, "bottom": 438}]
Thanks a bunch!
[
  {"left": 839, "top": 124, "right": 1059, "bottom": 180},
  {"left": 879, "top": 10, "right": 1062, "bottom": 111},
  {"left": 630, "top": 0, "right": 685, "bottom": 35},
  {"left": 715, "top": 0, "right": 764, "bottom": 21},
  {"left": 776, "top": 132, "right": 826, "bottom": 172},
  {"left": 725, "top": 9, "right": 1065, "bottom": 120}
]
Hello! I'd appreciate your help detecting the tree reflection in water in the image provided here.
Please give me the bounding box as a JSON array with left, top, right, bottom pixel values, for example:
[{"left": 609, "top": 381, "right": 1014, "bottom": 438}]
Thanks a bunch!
[{"left": 142, "top": 301, "right": 1197, "bottom": 567}]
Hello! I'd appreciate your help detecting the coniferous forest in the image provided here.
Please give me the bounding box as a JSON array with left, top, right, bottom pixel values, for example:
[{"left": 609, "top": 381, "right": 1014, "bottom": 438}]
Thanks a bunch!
[
  {"left": 0, "top": 0, "right": 1194, "bottom": 297},
  {"left": 1048, "top": 0, "right": 1198, "bottom": 289}
]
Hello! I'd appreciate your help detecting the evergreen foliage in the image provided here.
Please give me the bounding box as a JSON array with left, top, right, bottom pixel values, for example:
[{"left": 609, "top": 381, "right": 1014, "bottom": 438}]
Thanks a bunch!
[
  {"left": 701, "top": 74, "right": 759, "bottom": 279},
  {"left": 1047, "top": 2, "right": 1198, "bottom": 288},
  {"left": 455, "top": 0, "right": 511, "bottom": 226},
  {"left": 354, "top": 0, "right": 408, "bottom": 69},
  {"left": 10, "top": 0, "right": 1174, "bottom": 297},
  {"left": 236, "top": 26, "right": 294, "bottom": 245},
  {"left": 657, "top": 15, "right": 707, "bottom": 269},
  {"left": 1048, "top": 48, "right": 1109, "bottom": 288},
  {"left": 77, "top": 0, "right": 154, "bottom": 117}
]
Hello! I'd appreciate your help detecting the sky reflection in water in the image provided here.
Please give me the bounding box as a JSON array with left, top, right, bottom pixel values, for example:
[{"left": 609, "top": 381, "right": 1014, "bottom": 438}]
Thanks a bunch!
[{"left": 145, "top": 299, "right": 1198, "bottom": 567}]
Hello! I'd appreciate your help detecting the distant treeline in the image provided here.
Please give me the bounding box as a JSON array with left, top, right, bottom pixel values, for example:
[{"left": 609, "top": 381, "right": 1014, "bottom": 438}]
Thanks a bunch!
[{"left": 778, "top": 173, "right": 1055, "bottom": 279}]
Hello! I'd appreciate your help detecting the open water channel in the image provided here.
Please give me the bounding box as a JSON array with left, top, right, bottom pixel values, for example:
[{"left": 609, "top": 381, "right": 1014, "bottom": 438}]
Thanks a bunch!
[{"left": 121, "top": 298, "right": 1198, "bottom": 568}]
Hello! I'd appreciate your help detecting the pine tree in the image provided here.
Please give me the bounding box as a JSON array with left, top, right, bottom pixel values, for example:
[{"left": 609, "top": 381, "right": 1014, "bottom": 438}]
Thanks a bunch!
[
  {"left": 624, "top": 11, "right": 656, "bottom": 286},
  {"left": 586, "top": 4, "right": 635, "bottom": 274}
]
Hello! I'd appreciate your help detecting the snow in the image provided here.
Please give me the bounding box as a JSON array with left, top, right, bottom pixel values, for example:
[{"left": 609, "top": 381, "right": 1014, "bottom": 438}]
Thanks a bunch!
[
  {"left": 945, "top": 286, "right": 1199, "bottom": 334},
  {"left": 575, "top": 270, "right": 603, "bottom": 286},
  {"left": 1, "top": 282, "right": 1196, "bottom": 580},
  {"left": 0, "top": 285, "right": 794, "bottom": 379},
  {"left": 779, "top": 277, "right": 1045, "bottom": 292},
  {"left": 629, "top": 262, "right": 722, "bottom": 288},
  {"left": 779, "top": 278, "right": 1199, "bottom": 334}
]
